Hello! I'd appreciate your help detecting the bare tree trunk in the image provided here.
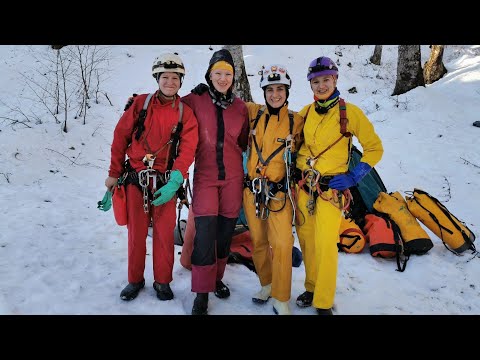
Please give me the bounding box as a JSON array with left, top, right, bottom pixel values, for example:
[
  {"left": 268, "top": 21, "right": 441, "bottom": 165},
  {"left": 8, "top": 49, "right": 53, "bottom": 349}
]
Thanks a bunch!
[
  {"left": 59, "top": 51, "right": 68, "bottom": 133},
  {"left": 423, "top": 45, "right": 447, "bottom": 84},
  {"left": 54, "top": 48, "right": 61, "bottom": 118},
  {"left": 392, "top": 45, "right": 425, "bottom": 96},
  {"left": 223, "top": 45, "right": 253, "bottom": 102},
  {"left": 369, "top": 45, "right": 383, "bottom": 65}
]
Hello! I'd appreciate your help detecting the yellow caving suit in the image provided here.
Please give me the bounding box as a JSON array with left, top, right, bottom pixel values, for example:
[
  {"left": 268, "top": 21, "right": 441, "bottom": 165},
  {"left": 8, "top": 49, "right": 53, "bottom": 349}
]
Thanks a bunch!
[
  {"left": 296, "top": 101, "right": 383, "bottom": 309},
  {"left": 243, "top": 103, "right": 304, "bottom": 302}
]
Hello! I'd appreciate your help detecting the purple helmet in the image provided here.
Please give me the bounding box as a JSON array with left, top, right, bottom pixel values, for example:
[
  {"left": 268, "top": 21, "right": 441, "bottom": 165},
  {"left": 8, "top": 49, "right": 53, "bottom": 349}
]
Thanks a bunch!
[{"left": 307, "top": 56, "right": 338, "bottom": 81}]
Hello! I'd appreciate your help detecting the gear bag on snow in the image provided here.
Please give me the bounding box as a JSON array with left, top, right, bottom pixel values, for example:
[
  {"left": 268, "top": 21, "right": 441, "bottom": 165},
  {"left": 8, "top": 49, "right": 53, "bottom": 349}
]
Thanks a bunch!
[
  {"left": 337, "top": 216, "right": 367, "bottom": 254},
  {"left": 175, "top": 210, "right": 303, "bottom": 272},
  {"left": 373, "top": 191, "right": 433, "bottom": 256},
  {"left": 363, "top": 213, "right": 408, "bottom": 271},
  {"left": 227, "top": 226, "right": 303, "bottom": 272},
  {"left": 405, "top": 188, "right": 476, "bottom": 254},
  {"left": 227, "top": 228, "right": 257, "bottom": 272},
  {"left": 174, "top": 218, "right": 187, "bottom": 246}
]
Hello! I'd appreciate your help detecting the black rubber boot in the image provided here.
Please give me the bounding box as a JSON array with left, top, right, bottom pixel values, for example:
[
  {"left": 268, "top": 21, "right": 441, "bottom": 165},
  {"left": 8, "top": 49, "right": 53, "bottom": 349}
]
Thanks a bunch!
[
  {"left": 191, "top": 293, "right": 208, "bottom": 315},
  {"left": 214, "top": 280, "right": 230, "bottom": 299},
  {"left": 316, "top": 307, "right": 333, "bottom": 315},
  {"left": 296, "top": 291, "right": 314, "bottom": 308},
  {"left": 153, "top": 282, "right": 174, "bottom": 301},
  {"left": 120, "top": 279, "right": 145, "bottom": 301}
]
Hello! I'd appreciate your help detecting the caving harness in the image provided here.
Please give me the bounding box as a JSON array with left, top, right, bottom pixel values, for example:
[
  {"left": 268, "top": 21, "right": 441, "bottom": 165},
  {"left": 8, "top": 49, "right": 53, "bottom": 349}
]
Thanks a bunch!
[
  {"left": 121, "top": 93, "right": 190, "bottom": 214},
  {"left": 245, "top": 106, "right": 296, "bottom": 222},
  {"left": 295, "top": 98, "right": 353, "bottom": 223}
]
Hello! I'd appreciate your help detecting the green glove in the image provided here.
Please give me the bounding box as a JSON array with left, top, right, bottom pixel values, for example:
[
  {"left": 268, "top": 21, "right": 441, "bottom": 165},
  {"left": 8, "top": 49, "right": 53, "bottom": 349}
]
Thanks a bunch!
[
  {"left": 97, "top": 191, "right": 112, "bottom": 211},
  {"left": 152, "top": 170, "right": 184, "bottom": 206}
]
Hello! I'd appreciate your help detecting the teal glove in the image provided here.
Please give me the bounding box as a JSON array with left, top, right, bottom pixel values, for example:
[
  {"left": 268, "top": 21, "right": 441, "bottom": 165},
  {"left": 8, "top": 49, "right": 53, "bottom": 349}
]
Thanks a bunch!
[
  {"left": 152, "top": 170, "right": 184, "bottom": 206},
  {"left": 97, "top": 191, "right": 112, "bottom": 211}
]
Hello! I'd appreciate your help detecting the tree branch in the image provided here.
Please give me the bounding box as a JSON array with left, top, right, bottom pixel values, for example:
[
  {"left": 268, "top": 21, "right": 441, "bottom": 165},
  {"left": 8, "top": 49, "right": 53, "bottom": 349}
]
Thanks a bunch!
[
  {"left": 460, "top": 157, "right": 480, "bottom": 169},
  {"left": 45, "top": 148, "right": 102, "bottom": 169},
  {"left": 0, "top": 172, "right": 12, "bottom": 183}
]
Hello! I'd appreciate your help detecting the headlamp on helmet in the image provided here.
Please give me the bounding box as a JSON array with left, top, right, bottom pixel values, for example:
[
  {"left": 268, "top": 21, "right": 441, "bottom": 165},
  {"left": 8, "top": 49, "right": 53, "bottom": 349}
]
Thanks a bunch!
[
  {"left": 259, "top": 64, "right": 291, "bottom": 89},
  {"left": 152, "top": 52, "right": 185, "bottom": 80},
  {"left": 307, "top": 56, "right": 338, "bottom": 81}
]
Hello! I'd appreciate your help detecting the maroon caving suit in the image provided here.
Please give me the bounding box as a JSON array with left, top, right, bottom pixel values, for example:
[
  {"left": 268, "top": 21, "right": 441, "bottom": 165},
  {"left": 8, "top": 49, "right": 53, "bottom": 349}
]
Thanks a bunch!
[
  {"left": 181, "top": 91, "right": 249, "bottom": 293},
  {"left": 109, "top": 92, "right": 198, "bottom": 285}
]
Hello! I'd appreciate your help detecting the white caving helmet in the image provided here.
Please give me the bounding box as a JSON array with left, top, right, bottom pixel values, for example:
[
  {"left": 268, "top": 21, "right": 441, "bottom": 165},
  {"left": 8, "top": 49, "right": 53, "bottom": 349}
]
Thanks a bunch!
[
  {"left": 259, "top": 64, "right": 291, "bottom": 89},
  {"left": 152, "top": 52, "right": 185, "bottom": 81}
]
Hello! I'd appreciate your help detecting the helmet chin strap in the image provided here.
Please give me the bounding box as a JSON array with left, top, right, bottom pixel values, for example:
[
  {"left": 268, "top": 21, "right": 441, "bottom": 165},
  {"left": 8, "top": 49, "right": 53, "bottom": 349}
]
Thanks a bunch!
[{"left": 157, "top": 89, "right": 176, "bottom": 102}]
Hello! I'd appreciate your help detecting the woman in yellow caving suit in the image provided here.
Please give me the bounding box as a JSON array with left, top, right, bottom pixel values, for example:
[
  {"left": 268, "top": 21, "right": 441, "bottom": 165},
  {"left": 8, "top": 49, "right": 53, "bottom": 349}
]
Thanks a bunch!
[
  {"left": 243, "top": 64, "right": 304, "bottom": 315},
  {"left": 294, "top": 56, "right": 383, "bottom": 315}
]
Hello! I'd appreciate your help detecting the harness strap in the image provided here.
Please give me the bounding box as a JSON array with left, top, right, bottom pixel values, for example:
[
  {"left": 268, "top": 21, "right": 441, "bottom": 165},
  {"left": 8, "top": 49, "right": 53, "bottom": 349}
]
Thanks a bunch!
[
  {"left": 134, "top": 93, "right": 155, "bottom": 140},
  {"left": 250, "top": 107, "right": 295, "bottom": 174},
  {"left": 306, "top": 98, "right": 352, "bottom": 165},
  {"left": 167, "top": 101, "right": 184, "bottom": 171},
  {"left": 291, "top": 166, "right": 352, "bottom": 212},
  {"left": 122, "top": 160, "right": 167, "bottom": 199},
  {"left": 125, "top": 95, "right": 186, "bottom": 213},
  {"left": 251, "top": 105, "right": 267, "bottom": 134}
]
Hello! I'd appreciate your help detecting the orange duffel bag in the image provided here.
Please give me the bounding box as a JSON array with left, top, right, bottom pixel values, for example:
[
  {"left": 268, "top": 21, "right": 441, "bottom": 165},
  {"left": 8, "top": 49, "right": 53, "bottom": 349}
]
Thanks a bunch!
[
  {"left": 363, "top": 213, "right": 408, "bottom": 272},
  {"left": 338, "top": 216, "right": 367, "bottom": 254}
]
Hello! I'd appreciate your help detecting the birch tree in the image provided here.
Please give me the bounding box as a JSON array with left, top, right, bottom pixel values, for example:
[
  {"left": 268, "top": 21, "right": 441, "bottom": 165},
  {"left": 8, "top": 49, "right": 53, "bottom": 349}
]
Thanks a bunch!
[
  {"left": 392, "top": 45, "right": 425, "bottom": 96},
  {"left": 423, "top": 45, "right": 447, "bottom": 84}
]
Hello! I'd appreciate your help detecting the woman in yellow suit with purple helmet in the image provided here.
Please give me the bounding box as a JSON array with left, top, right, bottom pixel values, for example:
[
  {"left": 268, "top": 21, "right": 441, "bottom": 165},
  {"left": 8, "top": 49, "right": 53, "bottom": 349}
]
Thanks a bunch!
[
  {"left": 294, "top": 56, "right": 383, "bottom": 315},
  {"left": 243, "top": 64, "right": 304, "bottom": 315}
]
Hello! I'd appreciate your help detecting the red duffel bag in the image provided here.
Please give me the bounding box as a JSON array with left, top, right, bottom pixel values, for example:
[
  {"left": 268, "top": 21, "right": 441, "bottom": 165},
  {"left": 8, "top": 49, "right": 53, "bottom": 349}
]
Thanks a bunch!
[{"left": 112, "top": 185, "right": 127, "bottom": 226}]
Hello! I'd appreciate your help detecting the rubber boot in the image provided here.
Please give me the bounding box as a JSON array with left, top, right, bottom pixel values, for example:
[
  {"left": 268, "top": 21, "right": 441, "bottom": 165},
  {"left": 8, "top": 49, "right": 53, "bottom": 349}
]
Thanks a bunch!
[
  {"left": 272, "top": 299, "right": 291, "bottom": 315},
  {"left": 120, "top": 279, "right": 145, "bottom": 301},
  {"left": 295, "top": 290, "right": 313, "bottom": 308},
  {"left": 214, "top": 280, "right": 230, "bottom": 299},
  {"left": 316, "top": 307, "right": 333, "bottom": 315},
  {"left": 252, "top": 283, "right": 272, "bottom": 304},
  {"left": 153, "top": 282, "right": 174, "bottom": 301},
  {"left": 191, "top": 293, "right": 208, "bottom": 315}
]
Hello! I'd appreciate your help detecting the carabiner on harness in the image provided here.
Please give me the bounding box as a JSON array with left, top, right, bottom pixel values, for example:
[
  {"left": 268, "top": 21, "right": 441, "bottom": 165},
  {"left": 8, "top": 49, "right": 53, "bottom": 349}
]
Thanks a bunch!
[{"left": 138, "top": 169, "right": 158, "bottom": 213}]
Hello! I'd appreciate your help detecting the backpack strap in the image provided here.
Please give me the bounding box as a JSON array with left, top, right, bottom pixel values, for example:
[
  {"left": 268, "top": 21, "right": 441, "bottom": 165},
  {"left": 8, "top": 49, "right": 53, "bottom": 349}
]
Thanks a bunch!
[
  {"left": 374, "top": 212, "right": 409, "bottom": 272},
  {"left": 143, "top": 93, "right": 155, "bottom": 111},
  {"left": 251, "top": 105, "right": 267, "bottom": 132},
  {"left": 338, "top": 98, "right": 354, "bottom": 167},
  {"left": 134, "top": 93, "right": 155, "bottom": 140},
  {"left": 339, "top": 98, "right": 351, "bottom": 137},
  {"left": 390, "top": 218, "right": 409, "bottom": 272}
]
